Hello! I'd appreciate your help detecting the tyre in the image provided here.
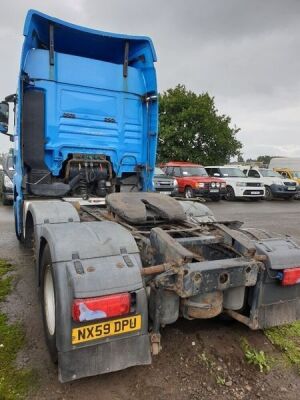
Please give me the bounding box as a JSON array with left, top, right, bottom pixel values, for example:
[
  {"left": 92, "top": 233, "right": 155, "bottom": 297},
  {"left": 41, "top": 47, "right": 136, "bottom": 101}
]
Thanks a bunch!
[
  {"left": 14, "top": 203, "right": 32, "bottom": 246},
  {"left": 225, "top": 186, "right": 235, "bottom": 201},
  {"left": 184, "top": 186, "right": 195, "bottom": 199},
  {"left": 23, "top": 213, "right": 34, "bottom": 249},
  {"left": 265, "top": 186, "right": 273, "bottom": 200},
  {"left": 41, "top": 244, "right": 58, "bottom": 363},
  {"left": 14, "top": 204, "right": 22, "bottom": 242}
]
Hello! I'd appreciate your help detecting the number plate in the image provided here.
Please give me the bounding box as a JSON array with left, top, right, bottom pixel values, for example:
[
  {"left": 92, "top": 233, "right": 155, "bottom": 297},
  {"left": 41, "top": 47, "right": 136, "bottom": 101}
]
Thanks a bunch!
[
  {"left": 210, "top": 189, "right": 219, "bottom": 193},
  {"left": 288, "top": 187, "right": 296, "bottom": 190},
  {"left": 159, "top": 191, "right": 172, "bottom": 195},
  {"left": 72, "top": 315, "right": 142, "bottom": 345},
  {"left": 251, "top": 191, "right": 260, "bottom": 195}
]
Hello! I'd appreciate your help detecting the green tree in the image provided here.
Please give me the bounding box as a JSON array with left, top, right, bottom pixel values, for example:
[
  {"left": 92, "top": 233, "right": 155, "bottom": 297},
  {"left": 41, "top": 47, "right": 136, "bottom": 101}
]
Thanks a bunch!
[
  {"left": 237, "top": 154, "right": 245, "bottom": 163},
  {"left": 256, "top": 155, "right": 279, "bottom": 165},
  {"left": 158, "top": 85, "right": 242, "bottom": 165}
]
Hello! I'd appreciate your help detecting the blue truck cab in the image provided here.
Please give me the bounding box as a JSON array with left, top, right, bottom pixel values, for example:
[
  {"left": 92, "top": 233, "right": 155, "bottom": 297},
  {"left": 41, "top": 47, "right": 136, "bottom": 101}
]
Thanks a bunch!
[
  {"left": 1, "top": 10, "right": 157, "bottom": 238},
  {"left": 0, "top": 11, "right": 160, "bottom": 381}
]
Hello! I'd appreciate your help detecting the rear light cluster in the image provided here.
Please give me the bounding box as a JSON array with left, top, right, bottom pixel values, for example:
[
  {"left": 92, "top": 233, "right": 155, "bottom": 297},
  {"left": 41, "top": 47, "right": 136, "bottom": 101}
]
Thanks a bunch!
[
  {"left": 72, "top": 292, "right": 131, "bottom": 322},
  {"left": 277, "top": 268, "right": 300, "bottom": 286}
]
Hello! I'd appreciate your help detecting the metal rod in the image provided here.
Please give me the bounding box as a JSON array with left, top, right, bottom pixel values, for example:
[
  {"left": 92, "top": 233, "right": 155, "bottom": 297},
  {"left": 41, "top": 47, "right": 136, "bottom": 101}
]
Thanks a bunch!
[
  {"left": 123, "top": 41, "right": 129, "bottom": 77},
  {"left": 224, "top": 309, "right": 252, "bottom": 327},
  {"left": 49, "top": 24, "right": 55, "bottom": 66},
  {"left": 141, "top": 262, "right": 174, "bottom": 276}
]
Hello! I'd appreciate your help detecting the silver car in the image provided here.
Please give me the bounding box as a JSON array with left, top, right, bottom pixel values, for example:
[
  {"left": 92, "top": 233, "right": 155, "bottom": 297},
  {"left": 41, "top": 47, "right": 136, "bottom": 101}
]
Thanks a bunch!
[{"left": 153, "top": 167, "right": 178, "bottom": 196}]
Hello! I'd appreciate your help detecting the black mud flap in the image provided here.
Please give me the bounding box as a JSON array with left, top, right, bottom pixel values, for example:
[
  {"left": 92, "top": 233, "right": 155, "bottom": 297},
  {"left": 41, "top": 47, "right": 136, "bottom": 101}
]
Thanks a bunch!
[
  {"left": 58, "top": 334, "right": 151, "bottom": 382},
  {"left": 248, "top": 270, "right": 300, "bottom": 329},
  {"left": 251, "top": 238, "right": 300, "bottom": 328}
]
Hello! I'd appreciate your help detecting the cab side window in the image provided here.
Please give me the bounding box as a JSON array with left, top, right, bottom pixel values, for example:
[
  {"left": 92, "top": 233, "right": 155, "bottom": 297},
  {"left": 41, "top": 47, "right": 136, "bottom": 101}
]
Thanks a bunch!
[
  {"left": 173, "top": 167, "right": 181, "bottom": 177},
  {"left": 211, "top": 168, "right": 220, "bottom": 176},
  {"left": 165, "top": 167, "right": 173, "bottom": 176},
  {"left": 248, "top": 169, "right": 260, "bottom": 178}
]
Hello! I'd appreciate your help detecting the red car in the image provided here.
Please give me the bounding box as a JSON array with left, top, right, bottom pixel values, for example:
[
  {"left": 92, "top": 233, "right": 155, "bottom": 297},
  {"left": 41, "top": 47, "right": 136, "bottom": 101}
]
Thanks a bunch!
[{"left": 163, "top": 161, "right": 226, "bottom": 201}]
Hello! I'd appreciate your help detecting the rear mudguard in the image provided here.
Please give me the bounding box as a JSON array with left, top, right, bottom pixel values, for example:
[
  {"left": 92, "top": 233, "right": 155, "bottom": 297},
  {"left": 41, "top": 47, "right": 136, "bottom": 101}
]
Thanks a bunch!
[
  {"left": 252, "top": 237, "right": 300, "bottom": 328},
  {"left": 25, "top": 200, "right": 80, "bottom": 281},
  {"left": 28, "top": 202, "right": 150, "bottom": 382},
  {"left": 233, "top": 228, "right": 300, "bottom": 329}
]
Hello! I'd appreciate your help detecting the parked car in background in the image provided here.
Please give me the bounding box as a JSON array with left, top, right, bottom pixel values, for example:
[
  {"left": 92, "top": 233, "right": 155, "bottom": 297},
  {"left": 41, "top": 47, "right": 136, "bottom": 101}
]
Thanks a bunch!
[
  {"left": 205, "top": 166, "right": 265, "bottom": 201},
  {"left": 274, "top": 168, "right": 300, "bottom": 181},
  {"left": 269, "top": 157, "right": 300, "bottom": 189},
  {"left": 163, "top": 161, "right": 226, "bottom": 201},
  {"left": 0, "top": 153, "right": 14, "bottom": 205},
  {"left": 273, "top": 169, "right": 300, "bottom": 199},
  {"left": 243, "top": 167, "right": 298, "bottom": 200},
  {"left": 153, "top": 167, "right": 178, "bottom": 196}
]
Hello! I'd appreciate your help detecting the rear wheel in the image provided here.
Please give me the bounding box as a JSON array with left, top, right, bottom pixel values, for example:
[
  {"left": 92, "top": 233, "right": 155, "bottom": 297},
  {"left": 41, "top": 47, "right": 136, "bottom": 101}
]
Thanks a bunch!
[
  {"left": 23, "top": 213, "right": 34, "bottom": 249},
  {"left": 225, "top": 186, "right": 235, "bottom": 201},
  {"left": 41, "top": 244, "right": 58, "bottom": 363},
  {"left": 184, "top": 186, "right": 195, "bottom": 199},
  {"left": 265, "top": 186, "right": 273, "bottom": 200}
]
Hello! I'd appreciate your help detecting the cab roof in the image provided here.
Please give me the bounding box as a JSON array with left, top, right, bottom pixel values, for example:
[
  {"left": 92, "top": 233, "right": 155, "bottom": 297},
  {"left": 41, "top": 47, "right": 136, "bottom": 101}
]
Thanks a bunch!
[{"left": 23, "top": 9, "right": 157, "bottom": 64}]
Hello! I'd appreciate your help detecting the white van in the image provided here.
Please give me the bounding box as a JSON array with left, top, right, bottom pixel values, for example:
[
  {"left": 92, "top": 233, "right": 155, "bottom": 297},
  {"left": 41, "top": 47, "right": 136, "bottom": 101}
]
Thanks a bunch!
[
  {"left": 269, "top": 157, "right": 300, "bottom": 170},
  {"left": 205, "top": 166, "right": 265, "bottom": 200}
]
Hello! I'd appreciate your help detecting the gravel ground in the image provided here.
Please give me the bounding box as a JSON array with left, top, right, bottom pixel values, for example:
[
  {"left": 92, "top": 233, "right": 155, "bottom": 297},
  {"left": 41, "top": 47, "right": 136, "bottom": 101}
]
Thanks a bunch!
[{"left": 0, "top": 199, "right": 300, "bottom": 400}]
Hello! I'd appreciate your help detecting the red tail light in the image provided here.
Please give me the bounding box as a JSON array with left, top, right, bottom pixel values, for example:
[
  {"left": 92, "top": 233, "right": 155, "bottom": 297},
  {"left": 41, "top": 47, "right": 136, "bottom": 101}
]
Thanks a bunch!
[
  {"left": 72, "top": 293, "right": 131, "bottom": 322},
  {"left": 281, "top": 268, "right": 300, "bottom": 286}
]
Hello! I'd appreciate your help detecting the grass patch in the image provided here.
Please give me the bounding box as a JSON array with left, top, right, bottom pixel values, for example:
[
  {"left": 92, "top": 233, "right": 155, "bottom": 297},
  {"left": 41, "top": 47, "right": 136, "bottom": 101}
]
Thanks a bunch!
[
  {"left": 265, "top": 322, "right": 300, "bottom": 373},
  {"left": 198, "top": 351, "right": 216, "bottom": 370},
  {"left": 216, "top": 375, "right": 226, "bottom": 386},
  {"left": 240, "top": 337, "right": 271, "bottom": 373},
  {"left": 0, "top": 260, "right": 12, "bottom": 302},
  {"left": 0, "top": 259, "right": 37, "bottom": 399}
]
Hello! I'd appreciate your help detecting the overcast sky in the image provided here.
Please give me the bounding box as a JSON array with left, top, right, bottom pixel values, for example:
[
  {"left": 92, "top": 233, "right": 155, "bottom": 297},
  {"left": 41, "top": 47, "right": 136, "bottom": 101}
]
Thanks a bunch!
[{"left": 1, "top": 0, "right": 300, "bottom": 160}]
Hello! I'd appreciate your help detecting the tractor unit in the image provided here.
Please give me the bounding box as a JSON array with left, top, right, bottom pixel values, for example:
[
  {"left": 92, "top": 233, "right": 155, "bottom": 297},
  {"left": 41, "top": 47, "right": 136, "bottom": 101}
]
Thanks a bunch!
[{"left": 0, "top": 10, "right": 299, "bottom": 382}]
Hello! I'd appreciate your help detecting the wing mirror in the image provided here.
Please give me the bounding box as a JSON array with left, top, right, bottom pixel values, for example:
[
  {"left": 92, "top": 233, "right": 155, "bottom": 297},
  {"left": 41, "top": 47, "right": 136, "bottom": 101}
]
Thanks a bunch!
[{"left": 0, "top": 102, "right": 9, "bottom": 134}]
